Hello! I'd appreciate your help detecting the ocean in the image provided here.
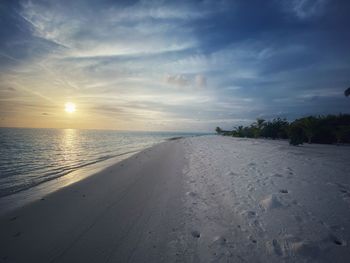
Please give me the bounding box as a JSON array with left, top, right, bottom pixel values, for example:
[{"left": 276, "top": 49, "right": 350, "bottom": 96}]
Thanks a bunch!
[{"left": 0, "top": 128, "right": 201, "bottom": 198}]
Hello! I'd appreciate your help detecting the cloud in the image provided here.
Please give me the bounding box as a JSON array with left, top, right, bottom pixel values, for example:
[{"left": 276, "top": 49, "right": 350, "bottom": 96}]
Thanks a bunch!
[
  {"left": 18, "top": 0, "right": 200, "bottom": 58},
  {"left": 165, "top": 74, "right": 207, "bottom": 89},
  {"left": 195, "top": 74, "right": 206, "bottom": 88},
  {"left": 282, "top": 0, "right": 328, "bottom": 19},
  {"left": 6, "top": 87, "right": 16, "bottom": 92},
  {"left": 165, "top": 74, "right": 190, "bottom": 87}
]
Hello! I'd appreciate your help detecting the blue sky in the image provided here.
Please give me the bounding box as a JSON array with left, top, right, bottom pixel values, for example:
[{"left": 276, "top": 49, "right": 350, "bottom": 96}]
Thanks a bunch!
[{"left": 0, "top": 0, "right": 349, "bottom": 131}]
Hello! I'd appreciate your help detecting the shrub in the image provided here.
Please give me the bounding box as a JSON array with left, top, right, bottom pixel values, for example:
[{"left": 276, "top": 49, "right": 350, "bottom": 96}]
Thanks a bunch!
[{"left": 288, "top": 122, "right": 305, "bottom": 146}]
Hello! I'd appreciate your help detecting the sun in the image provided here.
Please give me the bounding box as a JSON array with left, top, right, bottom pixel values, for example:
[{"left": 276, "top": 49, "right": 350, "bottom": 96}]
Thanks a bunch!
[{"left": 65, "top": 102, "right": 76, "bottom": 113}]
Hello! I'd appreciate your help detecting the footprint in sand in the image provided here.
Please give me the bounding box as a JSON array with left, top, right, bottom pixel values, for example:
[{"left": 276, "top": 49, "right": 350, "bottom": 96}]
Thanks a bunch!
[
  {"left": 330, "top": 225, "right": 344, "bottom": 232},
  {"left": 225, "top": 171, "right": 236, "bottom": 176},
  {"left": 248, "top": 187, "right": 255, "bottom": 192},
  {"left": 209, "top": 236, "right": 231, "bottom": 260},
  {"left": 333, "top": 239, "right": 344, "bottom": 246},
  {"left": 327, "top": 233, "right": 347, "bottom": 246},
  {"left": 273, "top": 240, "right": 283, "bottom": 255},
  {"left": 340, "top": 189, "right": 350, "bottom": 199},
  {"left": 248, "top": 162, "right": 256, "bottom": 168},
  {"left": 260, "top": 195, "right": 283, "bottom": 210},
  {"left": 290, "top": 240, "right": 322, "bottom": 258},
  {"left": 191, "top": 230, "right": 201, "bottom": 238},
  {"left": 267, "top": 239, "right": 283, "bottom": 256},
  {"left": 241, "top": 210, "right": 257, "bottom": 219},
  {"left": 186, "top": 192, "right": 197, "bottom": 197},
  {"left": 212, "top": 236, "right": 227, "bottom": 246},
  {"left": 13, "top": 232, "right": 21, "bottom": 238}
]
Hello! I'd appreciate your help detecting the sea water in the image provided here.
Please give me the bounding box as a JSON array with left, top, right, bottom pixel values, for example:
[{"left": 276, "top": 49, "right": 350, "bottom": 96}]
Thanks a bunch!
[{"left": 0, "top": 128, "right": 200, "bottom": 198}]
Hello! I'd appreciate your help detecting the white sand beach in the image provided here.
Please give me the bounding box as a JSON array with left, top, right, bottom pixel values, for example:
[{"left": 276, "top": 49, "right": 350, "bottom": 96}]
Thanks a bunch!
[{"left": 1, "top": 136, "right": 350, "bottom": 262}]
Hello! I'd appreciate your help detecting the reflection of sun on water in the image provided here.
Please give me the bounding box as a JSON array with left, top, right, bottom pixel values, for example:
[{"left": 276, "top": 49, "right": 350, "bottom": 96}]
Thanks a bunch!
[
  {"left": 65, "top": 102, "right": 76, "bottom": 113},
  {"left": 61, "top": 129, "right": 78, "bottom": 162}
]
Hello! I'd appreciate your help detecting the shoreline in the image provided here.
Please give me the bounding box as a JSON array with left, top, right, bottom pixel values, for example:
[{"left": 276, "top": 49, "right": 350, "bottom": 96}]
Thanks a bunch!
[
  {"left": 0, "top": 138, "right": 186, "bottom": 262},
  {"left": 0, "top": 135, "right": 204, "bottom": 215},
  {"left": 1, "top": 136, "right": 350, "bottom": 262},
  {"left": 0, "top": 148, "right": 143, "bottom": 216},
  {"left": 0, "top": 128, "right": 205, "bottom": 206}
]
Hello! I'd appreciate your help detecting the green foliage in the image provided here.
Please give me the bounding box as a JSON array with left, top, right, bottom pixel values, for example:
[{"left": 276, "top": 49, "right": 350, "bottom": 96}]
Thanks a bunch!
[
  {"left": 252, "top": 118, "right": 265, "bottom": 138},
  {"left": 345, "top": 87, "right": 350, "bottom": 97},
  {"left": 261, "top": 118, "right": 289, "bottom": 139},
  {"left": 215, "top": 127, "right": 222, "bottom": 134},
  {"left": 288, "top": 121, "right": 305, "bottom": 146},
  {"left": 217, "top": 114, "right": 350, "bottom": 146},
  {"left": 299, "top": 116, "right": 318, "bottom": 143},
  {"left": 334, "top": 126, "right": 350, "bottom": 143}
]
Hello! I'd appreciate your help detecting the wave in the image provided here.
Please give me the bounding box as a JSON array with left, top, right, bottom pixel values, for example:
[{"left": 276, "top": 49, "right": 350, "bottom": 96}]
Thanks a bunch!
[{"left": 0, "top": 149, "right": 140, "bottom": 198}]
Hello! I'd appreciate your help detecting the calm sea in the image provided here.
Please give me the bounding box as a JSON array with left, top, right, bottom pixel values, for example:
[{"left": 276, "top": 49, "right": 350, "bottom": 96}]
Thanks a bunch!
[{"left": 0, "top": 128, "right": 200, "bottom": 198}]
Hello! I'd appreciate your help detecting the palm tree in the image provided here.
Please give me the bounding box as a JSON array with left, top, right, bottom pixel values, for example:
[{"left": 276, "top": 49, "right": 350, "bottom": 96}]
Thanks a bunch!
[
  {"left": 252, "top": 118, "right": 265, "bottom": 138},
  {"left": 345, "top": 87, "right": 350, "bottom": 97},
  {"left": 233, "top": 126, "right": 244, "bottom": 137},
  {"left": 255, "top": 118, "right": 266, "bottom": 129},
  {"left": 215, "top": 127, "right": 222, "bottom": 134}
]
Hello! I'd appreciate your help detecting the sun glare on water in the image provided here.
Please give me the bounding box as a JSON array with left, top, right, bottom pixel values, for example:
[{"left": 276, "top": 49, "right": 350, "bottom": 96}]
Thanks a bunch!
[{"left": 65, "top": 102, "right": 76, "bottom": 113}]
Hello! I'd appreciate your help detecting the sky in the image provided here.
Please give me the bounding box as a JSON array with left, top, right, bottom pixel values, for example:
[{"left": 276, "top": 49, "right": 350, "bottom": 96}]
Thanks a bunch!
[{"left": 0, "top": 0, "right": 349, "bottom": 131}]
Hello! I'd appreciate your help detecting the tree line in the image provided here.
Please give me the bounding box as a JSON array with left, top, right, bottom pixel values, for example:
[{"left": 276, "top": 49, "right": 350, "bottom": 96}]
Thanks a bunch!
[{"left": 215, "top": 114, "right": 350, "bottom": 145}]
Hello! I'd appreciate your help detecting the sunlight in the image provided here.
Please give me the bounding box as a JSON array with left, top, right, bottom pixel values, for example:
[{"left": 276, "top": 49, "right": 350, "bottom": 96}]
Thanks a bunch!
[{"left": 65, "top": 102, "right": 76, "bottom": 113}]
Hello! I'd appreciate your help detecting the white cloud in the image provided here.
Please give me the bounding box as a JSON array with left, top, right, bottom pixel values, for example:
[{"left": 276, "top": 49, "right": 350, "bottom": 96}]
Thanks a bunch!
[{"left": 19, "top": 0, "right": 198, "bottom": 58}]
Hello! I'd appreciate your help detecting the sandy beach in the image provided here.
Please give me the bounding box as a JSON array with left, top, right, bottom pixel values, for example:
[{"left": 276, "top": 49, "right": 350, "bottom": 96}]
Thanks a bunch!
[{"left": 1, "top": 136, "right": 350, "bottom": 262}]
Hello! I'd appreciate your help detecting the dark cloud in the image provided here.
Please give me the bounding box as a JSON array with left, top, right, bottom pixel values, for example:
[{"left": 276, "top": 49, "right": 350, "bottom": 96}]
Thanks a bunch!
[
  {"left": 6, "top": 87, "right": 16, "bottom": 92},
  {"left": 0, "top": 0, "right": 65, "bottom": 69},
  {"left": 165, "top": 74, "right": 190, "bottom": 87}
]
